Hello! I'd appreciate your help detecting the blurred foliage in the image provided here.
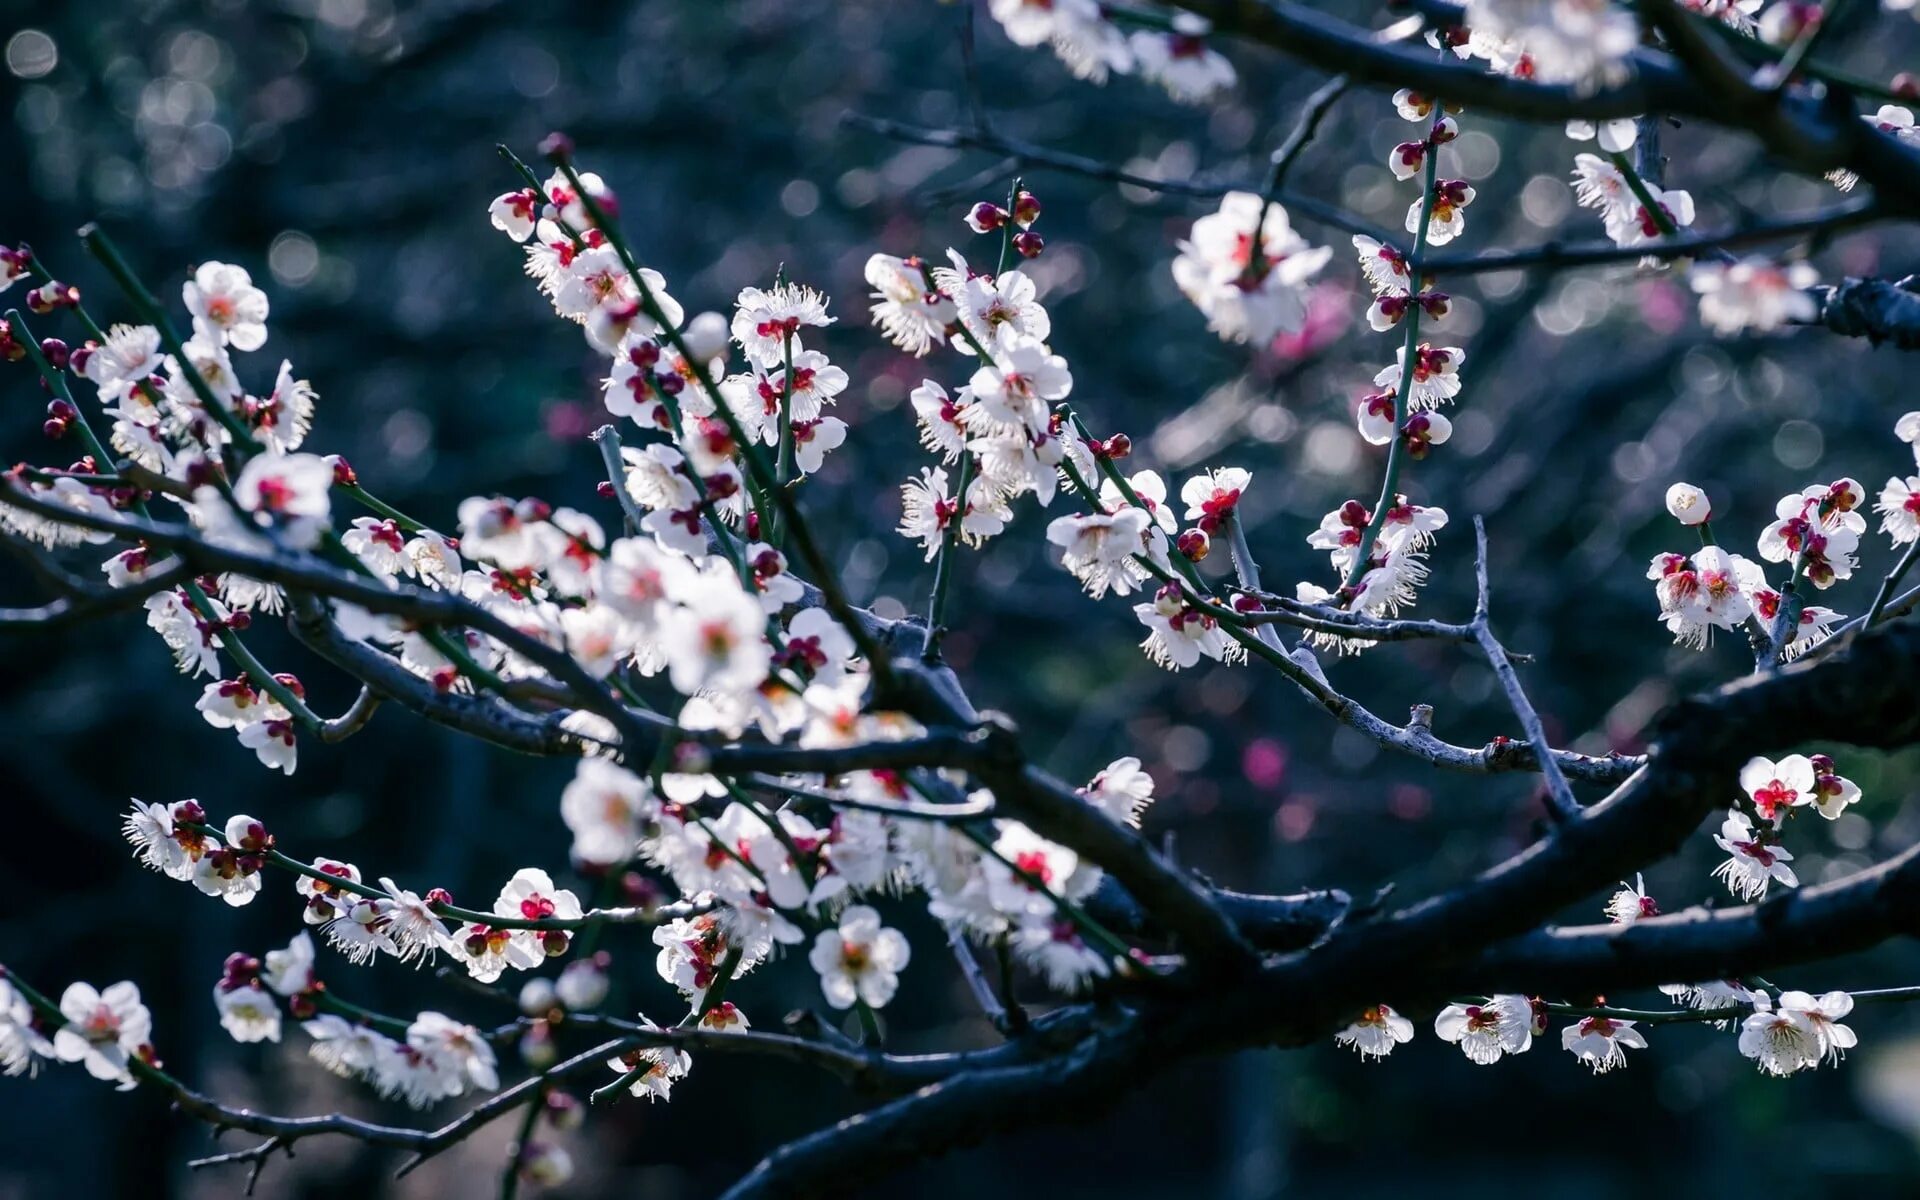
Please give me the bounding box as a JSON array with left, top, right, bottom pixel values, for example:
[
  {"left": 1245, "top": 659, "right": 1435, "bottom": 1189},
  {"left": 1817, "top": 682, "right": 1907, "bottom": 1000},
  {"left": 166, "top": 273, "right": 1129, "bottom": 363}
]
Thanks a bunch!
[{"left": 6, "top": 0, "right": 1920, "bottom": 1196}]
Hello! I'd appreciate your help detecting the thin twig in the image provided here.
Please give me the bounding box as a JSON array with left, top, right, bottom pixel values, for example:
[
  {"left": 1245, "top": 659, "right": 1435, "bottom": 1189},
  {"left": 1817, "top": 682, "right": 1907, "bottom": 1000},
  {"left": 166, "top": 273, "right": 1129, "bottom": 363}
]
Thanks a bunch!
[{"left": 1469, "top": 517, "right": 1579, "bottom": 821}]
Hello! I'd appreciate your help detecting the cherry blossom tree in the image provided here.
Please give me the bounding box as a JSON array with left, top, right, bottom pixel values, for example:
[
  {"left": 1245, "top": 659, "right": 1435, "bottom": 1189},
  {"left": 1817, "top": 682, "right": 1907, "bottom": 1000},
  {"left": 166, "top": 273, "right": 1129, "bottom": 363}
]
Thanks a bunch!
[{"left": 9, "top": 1, "right": 1920, "bottom": 1194}]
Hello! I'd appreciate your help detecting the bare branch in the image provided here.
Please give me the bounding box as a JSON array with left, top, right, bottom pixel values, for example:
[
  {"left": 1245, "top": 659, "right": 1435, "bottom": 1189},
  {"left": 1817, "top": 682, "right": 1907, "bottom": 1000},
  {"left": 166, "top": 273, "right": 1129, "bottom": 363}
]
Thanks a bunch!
[
  {"left": 1469, "top": 518, "right": 1581, "bottom": 821},
  {"left": 1802, "top": 274, "right": 1920, "bottom": 347},
  {"left": 1421, "top": 199, "right": 1883, "bottom": 277}
]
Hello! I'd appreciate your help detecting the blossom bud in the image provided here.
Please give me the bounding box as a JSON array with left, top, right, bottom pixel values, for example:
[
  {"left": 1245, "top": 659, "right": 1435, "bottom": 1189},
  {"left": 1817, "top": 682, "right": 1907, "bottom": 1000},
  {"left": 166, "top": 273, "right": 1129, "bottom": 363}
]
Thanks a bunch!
[
  {"left": 626, "top": 338, "right": 662, "bottom": 369},
  {"left": 1012, "top": 231, "right": 1044, "bottom": 259},
  {"left": 30, "top": 281, "right": 78, "bottom": 313},
  {"left": 966, "top": 202, "right": 1009, "bottom": 233},
  {"left": 328, "top": 455, "right": 358, "bottom": 487},
  {"left": 67, "top": 342, "right": 94, "bottom": 375},
  {"left": 519, "top": 1142, "right": 574, "bottom": 1186},
  {"left": 0, "top": 319, "right": 22, "bottom": 362},
  {"left": 538, "top": 131, "right": 575, "bottom": 164},
  {"left": 556, "top": 956, "right": 610, "bottom": 1010},
  {"left": 1095, "top": 433, "right": 1131, "bottom": 459},
  {"left": 425, "top": 887, "right": 454, "bottom": 906},
  {"left": 38, "top": 338, "right": 68, "bottom": 369},
  {"left": 1012, "top": 189, "right": 1042, "bottom": 227},
  {"left": 1897, "top": 72, "right": 1920, "bottom": 99},
  {"left": 680, "top": 311, "right": 730, "bottom": 363},
  {"left": 541, "top": 930, "right": 571, "bottom": 958},
  {"left": 545, "top": 1091, "right": 585, "bottom": 1131},
  {"left": 1664, "top": 482, "right": 1710, "bottom": 526},
  {"left": 184, "top": 456, "right": 220, "bottom": 490},
  {"left": 1232, "top": 593, "right": 1264, "bottom": 615},
  {"left": 655, "top": 371, "right": 685, "bottom": 396},
  {"left": 517, "top": 977, "right": 558, "bottom": 1017},
  {"left": 518, "top": 1021, "right": 558, "bottom": 1070},
  {"left": 1176, "top": 528, "right": 1211, "bottom": 562}
]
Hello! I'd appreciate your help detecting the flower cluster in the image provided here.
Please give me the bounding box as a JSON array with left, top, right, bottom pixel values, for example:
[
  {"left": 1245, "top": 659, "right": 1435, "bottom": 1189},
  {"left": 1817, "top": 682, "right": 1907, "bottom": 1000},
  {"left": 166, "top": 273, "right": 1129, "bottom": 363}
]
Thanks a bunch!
[
  {"left": 986, "top": 2, "right": 1236, "bottom": 102},
  {"left": 1453, "top": 0, "right": 1639, "bottom": 92},
  {"left": 1171, "top": 192, "right": 1333, "bottom": 346},
  {"left": 1648, "top": 467, "right": 1881, "bottom": 656}
]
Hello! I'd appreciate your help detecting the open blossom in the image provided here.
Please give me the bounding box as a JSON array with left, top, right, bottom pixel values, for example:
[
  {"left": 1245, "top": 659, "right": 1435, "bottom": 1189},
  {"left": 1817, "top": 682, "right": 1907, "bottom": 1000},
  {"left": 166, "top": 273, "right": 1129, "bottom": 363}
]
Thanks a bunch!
[
  {"left": 1129, "top": 13, "right": 1236, "bottom": 102},
  {"left": 53, "top": 981, "right": 152, "bottom": 1087},
  {"left": 493, "top": 868, "right": 583, "bottom": 963},
  {"left": 489, "top": 187, "right": 540, "bottom": 240},
  {"left": 1604, "top": 873, "right": 1659, "bottom": 923},
  {"left": 1336, "top": 1005, "right": 1416, "bottom": 1060},
  {"left": 1407, "top": 179, "right": 1476, "bottom": 247},
  {"left": 561, "top": 758, "right": 658, "bottom": 866},
  {"left": 808, "top": 904, "right": 911, "bottom": 1010},
  {"left": 1877, "top": 470, "right": 1920, "bottom": 544},
  {"left": 865, "top": 254, "right": 954, "bottom": 356},
  {"left": 1712, "top": 810, "right": 1797, "bottom": 900},
  {"left": 935, "top": 254, "right": 1051, "bottom": 347},
  {"left": 1808, "top": 753, "right": 1861, "bottom": 819},
  {"left": 1739, "top": 754, "right": 1815, "bottom": 823},
  {"left": 184, "top": 261, "right": 270, "bottom": 352},
  {"left": 1134, "top": 584, "right": 1244, "bottom": 670},
  {"left": 263, "top": 932, "right": 316, "bottom": 996},
  {"left": 1758, "top": 482, "right": 1864, "bottom": 587},
  {"left": 0, "top": 981, "right": 51, "bottom": 1077},
  {"left": 967, "top": 326, "right": 1071, "bottom": 434},
  {"left": 1739, "top": 991, "right": 1854, "bottom": 1074},
  {"left": 1180, "top": 467, "right": 1250, "bottom": 534},
  {"left": 1433, "top": 994, "right": 1535, "bottom": 1065},
  {"left": 231, "top": 452, "right": 335, "bottom": 549},
  {"left": 989, "top": 0, "right": 1131, "bottom": 82},
  {"left": 732, "top": 281, "right": 833, "bottom": 368},
  {"left": 1172, "top": 192, "right": 1331, "bottom": 345},
  {"left": 214, "top": 982, "right": 282, "bottom": 1044},
  {"left": 1560, "top": 1016, "right": 1647, "bottom": 1073},
  {"left": 605, "top": 1016, "right": 691, "bottom": 1102},
  {"left": 1661, "top": 980, "right": 1760, "bottom": 1027},
  {"left": 1462, "top": 0, "right": 1638, "bottom": 91},
  {"left": 1083, "top": 756, "right": 1156, "bottom": 826},
  {"left": 1649, "top": 545, "right": 1764, "bottom": 648},
  {"left": 1692, "top": 258, "right": 1818, "bottom": 334},
  {"left": 658, "top": 576, "right": 770, "bottom": 697},
  {"left": 1047, "top": 507, "right": 1152, "bottom": 599},
  {"left": 408, "top": 1011, "right": 500, "bottom": 1096},
  {"left": 898, "top": 466, "right": 960, "bottom": 561}
]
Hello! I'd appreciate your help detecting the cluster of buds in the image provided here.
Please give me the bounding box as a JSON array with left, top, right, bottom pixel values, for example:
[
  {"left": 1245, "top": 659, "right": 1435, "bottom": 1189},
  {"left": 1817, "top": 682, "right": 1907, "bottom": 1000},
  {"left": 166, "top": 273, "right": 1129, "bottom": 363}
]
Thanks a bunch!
[
  {"left": 0, "top": 243, "right": 31, "bottom": 289},
  {"left": 967, "top": 188, "right": 1044, "bottom": 259},
  {"left": 217, "top": 952, "right": 263, "bottom": 993},
  {"left": 42, "top": 397, "right": 77, "bottom": 439},
  {"left": 25, "top": 280, "right": 79, "bottom": 315},
  {"left": 1388, "top": 115, "right": 1458, "bottom": 181}
]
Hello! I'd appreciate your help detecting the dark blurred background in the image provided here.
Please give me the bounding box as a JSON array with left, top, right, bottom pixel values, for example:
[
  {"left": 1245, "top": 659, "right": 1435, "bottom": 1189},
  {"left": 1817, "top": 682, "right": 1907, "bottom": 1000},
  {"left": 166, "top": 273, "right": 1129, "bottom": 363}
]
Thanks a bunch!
[{"left": 7, "top": 1, "right": 1920, "bottom": 1196}]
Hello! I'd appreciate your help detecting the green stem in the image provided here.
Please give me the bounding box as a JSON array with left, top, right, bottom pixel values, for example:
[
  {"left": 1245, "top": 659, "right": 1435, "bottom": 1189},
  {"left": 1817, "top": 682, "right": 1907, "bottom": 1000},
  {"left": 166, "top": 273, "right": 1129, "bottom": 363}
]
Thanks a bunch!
[
  {"left": 924, "top": 451, "right": 976, "bottom": 658},
  {"left": 590, "top": 946, "right": 744, "bottom": 1104},
  {"left": 1342, "top": 113, "right": 1443, "bottom": 591}
]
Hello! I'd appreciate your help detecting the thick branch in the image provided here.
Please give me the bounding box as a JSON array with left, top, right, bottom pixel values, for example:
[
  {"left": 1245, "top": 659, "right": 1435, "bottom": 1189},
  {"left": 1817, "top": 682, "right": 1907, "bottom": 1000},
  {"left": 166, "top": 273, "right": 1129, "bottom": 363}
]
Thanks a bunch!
[{"left": 1802, "top": 274, "right": 1920, "bottom": 348}]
